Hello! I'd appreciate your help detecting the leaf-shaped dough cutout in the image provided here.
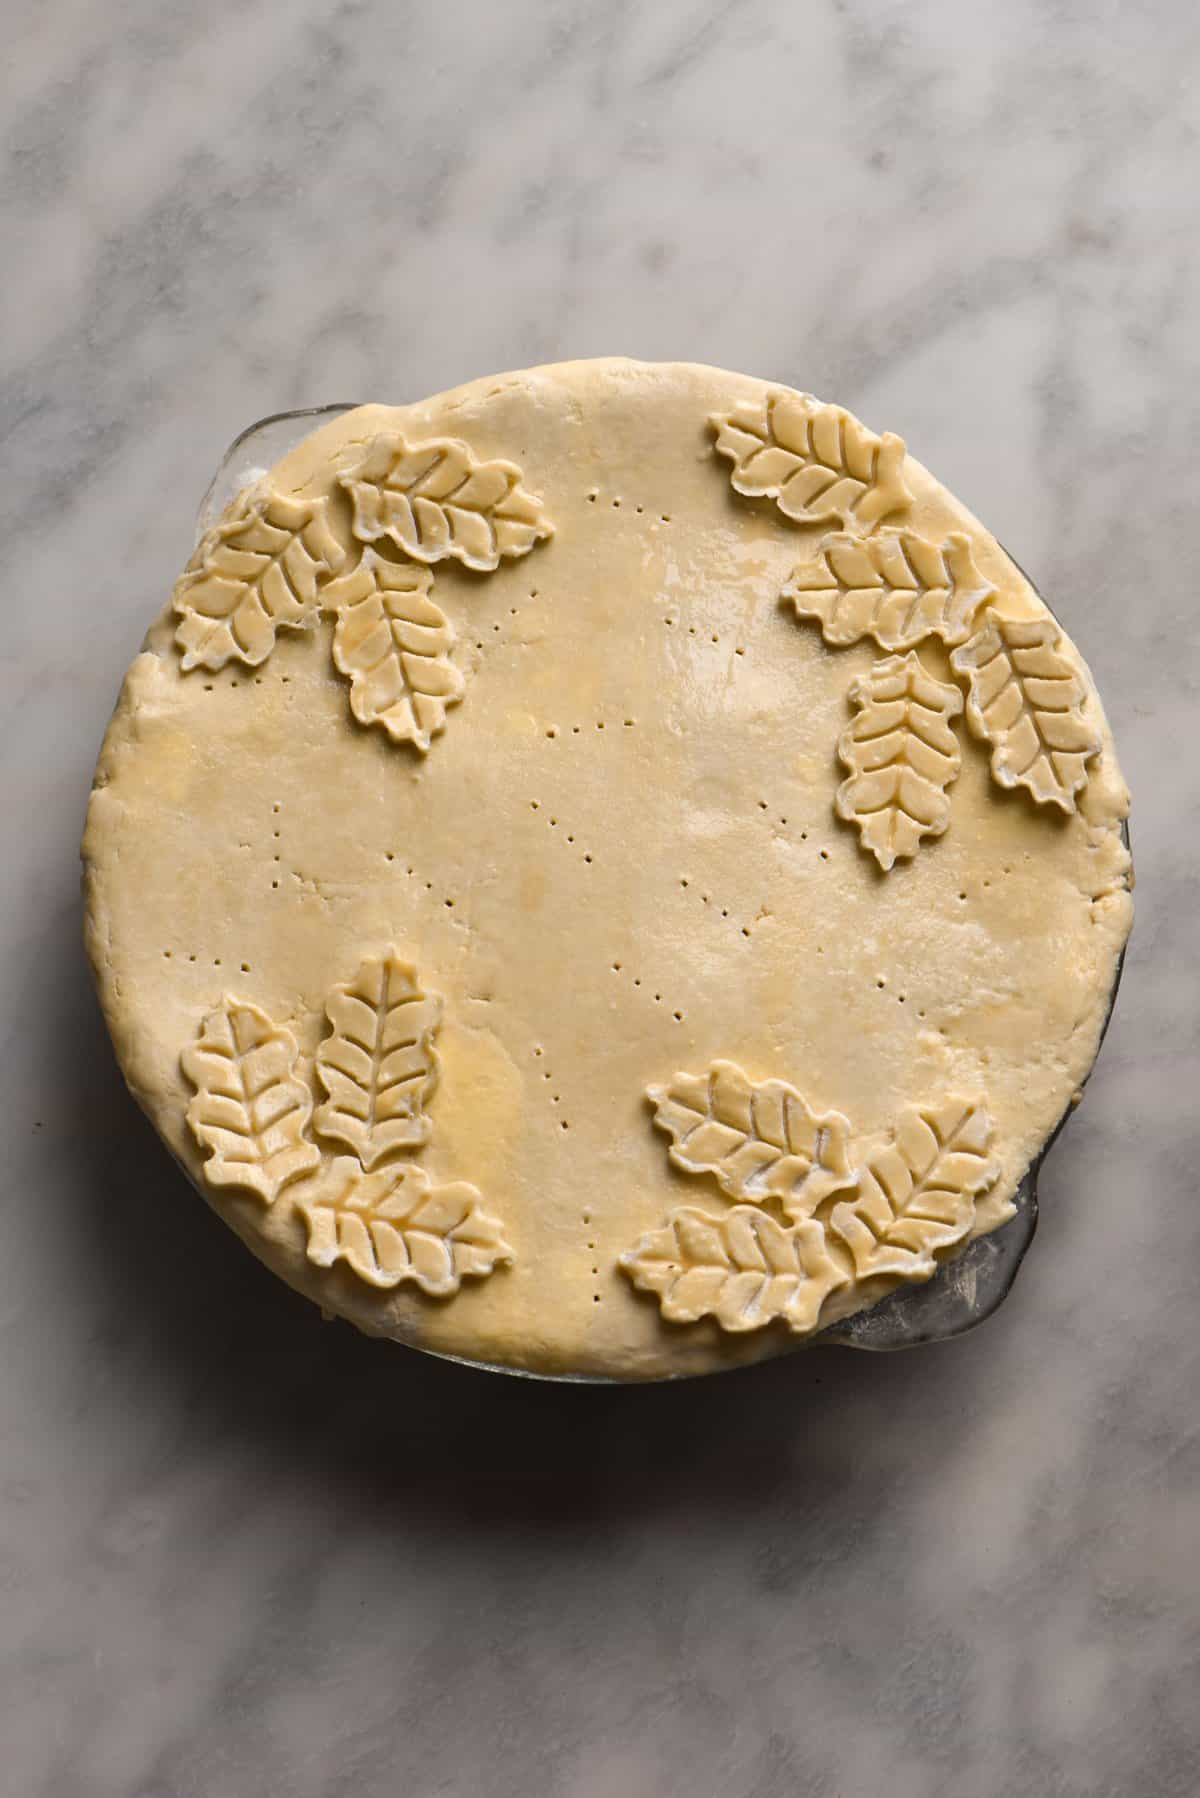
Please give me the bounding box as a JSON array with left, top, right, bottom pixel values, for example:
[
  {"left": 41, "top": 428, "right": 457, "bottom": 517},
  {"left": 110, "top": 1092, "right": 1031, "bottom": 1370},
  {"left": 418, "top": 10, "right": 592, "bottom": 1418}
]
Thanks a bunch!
[
  {"left": 173, "top": 484, "right": 345, "bottom": 671},
  {"left": 620, "top": 1205, "right": 848, "bottom": 1336},
  {"left": 830, "top": 1098, "right": 999, "bottom": 1281},
  {"left": 339, "top": 433, "right": 553, "bottom": 572},
  {"left": 324, "top": 551, "right": 465, "bottom": 752},
  {"left": 648, "top": 1060, "right": 855, "bottom": 1221},
  {"left": 314, "top": 950, "right": 441, "bottom": 1168},
  {"left": 711, "top": 390, "right": 911, "bottom": 532},
  {"left": 783, "top": 530, "right": 995, "bottom": 651},
  {"left": 181, "top": 998, "right": 321, "bottom": 1203},
  {"left": 835, "top": 651, "right": 963, "bottom": 871},
  {"left": 950, "top": 613, "right": 1101, "bottom": 812},
  {"left": 298, "top": 1158, "right": 512, "bottom": 1294}
]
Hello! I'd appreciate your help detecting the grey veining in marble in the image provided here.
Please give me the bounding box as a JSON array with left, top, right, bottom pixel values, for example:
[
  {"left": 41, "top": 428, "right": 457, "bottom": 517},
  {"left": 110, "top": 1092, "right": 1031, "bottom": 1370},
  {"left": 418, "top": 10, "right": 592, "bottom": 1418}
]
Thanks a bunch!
[{"left": 2, "top": 3, "right": 1199, "bottom": 1794}]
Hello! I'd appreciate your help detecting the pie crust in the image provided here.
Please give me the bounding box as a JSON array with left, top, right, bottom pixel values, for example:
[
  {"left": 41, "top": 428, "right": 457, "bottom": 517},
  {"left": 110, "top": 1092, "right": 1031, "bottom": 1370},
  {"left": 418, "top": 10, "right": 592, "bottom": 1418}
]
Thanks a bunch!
[{"left": 83, "top": 359, "right": 1132, "bottom": 1380}]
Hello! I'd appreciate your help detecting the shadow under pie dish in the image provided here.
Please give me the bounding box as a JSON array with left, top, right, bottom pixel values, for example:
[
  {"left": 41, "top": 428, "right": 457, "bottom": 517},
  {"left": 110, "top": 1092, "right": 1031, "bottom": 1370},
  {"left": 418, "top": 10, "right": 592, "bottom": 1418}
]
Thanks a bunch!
[{"left": 82, "top": 358, "right": 1133, "bottom": 1381}]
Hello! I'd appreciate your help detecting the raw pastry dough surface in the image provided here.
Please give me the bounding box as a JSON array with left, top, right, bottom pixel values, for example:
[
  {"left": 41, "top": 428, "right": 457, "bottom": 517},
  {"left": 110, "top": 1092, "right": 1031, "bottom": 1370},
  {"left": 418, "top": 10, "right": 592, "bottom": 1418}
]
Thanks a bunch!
[{"left": 83, "top": 359, "right": 1132, "bottom": 1380}]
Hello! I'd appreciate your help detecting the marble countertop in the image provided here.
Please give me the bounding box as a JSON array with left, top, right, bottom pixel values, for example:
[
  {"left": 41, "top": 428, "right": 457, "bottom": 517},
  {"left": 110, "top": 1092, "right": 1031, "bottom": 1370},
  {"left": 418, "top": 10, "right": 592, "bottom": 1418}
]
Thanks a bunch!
[{"left": 3, "top": 3, "right": 1197, "bottom": 1793}]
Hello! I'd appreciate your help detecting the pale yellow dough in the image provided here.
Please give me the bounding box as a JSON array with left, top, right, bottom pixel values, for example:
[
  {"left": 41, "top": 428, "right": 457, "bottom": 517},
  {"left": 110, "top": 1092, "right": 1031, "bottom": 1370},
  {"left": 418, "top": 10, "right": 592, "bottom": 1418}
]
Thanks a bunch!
[{"left": 83, "top": 359, "right": 1132, "bottom": 1381}]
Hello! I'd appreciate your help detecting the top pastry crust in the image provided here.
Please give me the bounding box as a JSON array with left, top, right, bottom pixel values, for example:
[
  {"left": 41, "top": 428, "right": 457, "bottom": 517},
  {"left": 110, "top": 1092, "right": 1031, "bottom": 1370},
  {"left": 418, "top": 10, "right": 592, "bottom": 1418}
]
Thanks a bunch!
[{"left": 83, "top": 359, "right": 1132, "bottom": 1381}]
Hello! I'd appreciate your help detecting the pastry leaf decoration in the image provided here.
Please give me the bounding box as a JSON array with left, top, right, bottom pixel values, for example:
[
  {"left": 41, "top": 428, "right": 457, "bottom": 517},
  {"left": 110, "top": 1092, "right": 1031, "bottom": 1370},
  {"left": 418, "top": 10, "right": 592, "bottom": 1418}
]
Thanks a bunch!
[
  {"left": 314, "top": 950, "right": 441, "bottom": 1168},
  {"left": 620, "top": 1205, "right": 848, "bottom": 1335},
  {"left": 182, "top": 951, "right": 512, "bottom": 1300},
  {"left": 648, "top": 1060, "right": 855, "bottom": 1220},
  {"left": 628, "top": 1063, "right": 1004, "bottom": 1338},
  {"left": 325, "top": 550, "right": 465, "bottom": 752},
  {"left": 340, "top": 432, "right": 554, "bottom": 572},
  {"left": 782, "top": 529, "right": 995, "bottom": 651},
  {"left": 174, "top": 484, "right": 345, "bottom": 671},
  {"left": 829, "top": 1098, "right": 999, "bottom": 1281},
  {"left": 708, "top": 382, "right": 1105, "bottom": 839},
  {"left": 711, "top": 390, "right": 912, "bottom": 532},
  {"left": 835, "top": 651, "right": 963, "bottom": 871},
  {"left": 171, "top": 426, "right": 551, "bottom": 751},
  {"left": 950, "top": 614, "right": 1101, "bottom": 813},
  {"left": 298, "top": 1158, "right": 512, "bottom": 1294},
  {"left": 181, "top": 998, "right": 321, "bottom": 1203}
]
